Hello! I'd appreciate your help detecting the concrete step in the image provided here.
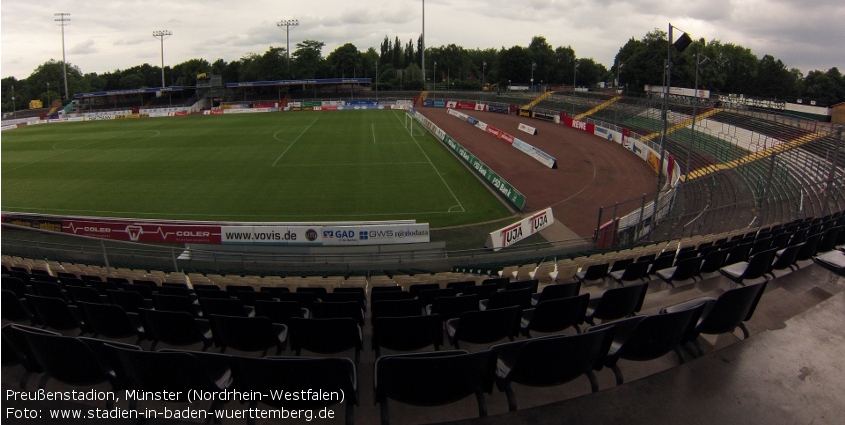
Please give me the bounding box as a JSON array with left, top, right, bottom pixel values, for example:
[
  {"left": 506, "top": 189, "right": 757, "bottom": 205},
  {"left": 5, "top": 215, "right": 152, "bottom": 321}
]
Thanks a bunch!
[{"left": 748, "top": 285, "right": 834, "bottom": 336}]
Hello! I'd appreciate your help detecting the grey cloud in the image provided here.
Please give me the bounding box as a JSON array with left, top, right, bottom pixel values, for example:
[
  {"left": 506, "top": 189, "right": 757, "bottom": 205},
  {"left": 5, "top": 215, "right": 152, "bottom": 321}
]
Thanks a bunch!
[{"left": 70, "top": 39, "right": 98, "bottom": 55}]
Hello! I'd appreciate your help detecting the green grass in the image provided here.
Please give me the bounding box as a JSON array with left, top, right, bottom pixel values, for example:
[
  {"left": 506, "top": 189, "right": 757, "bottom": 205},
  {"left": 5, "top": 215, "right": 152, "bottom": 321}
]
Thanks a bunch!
[{"left": 1, "top": 110, "right": 512, "bottom": 228}]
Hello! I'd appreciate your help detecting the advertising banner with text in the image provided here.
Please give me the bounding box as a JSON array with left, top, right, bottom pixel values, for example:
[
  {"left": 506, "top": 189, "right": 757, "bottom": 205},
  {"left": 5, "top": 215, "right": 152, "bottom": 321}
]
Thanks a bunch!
[
  {"left": 62, "top": 219, "right": 222, "bottom": 244},
  {"left": 322, "top": 224, "right": 430, "bottom": 246},
  {"left": 485, "top": 208, "right": 554, "bottom": 251},
  {"left": 442, "top": 135, "right": 526, "bottom": 209},
  {"left": 410, "top": 110, "right": 526, "bottom": 210},
  {"left": 562, "top": 117, "right": 596, "bottom": 133},
  {"left": 221, "top": 226, "right": 323, "bottom": 245},
  {"left": 518, "top": 123, "right": 537, "bottom": 135}
]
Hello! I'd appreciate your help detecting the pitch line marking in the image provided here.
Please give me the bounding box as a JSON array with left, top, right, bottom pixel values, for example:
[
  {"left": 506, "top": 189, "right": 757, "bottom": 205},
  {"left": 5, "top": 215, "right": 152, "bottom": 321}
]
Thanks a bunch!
[
  {"left": 393, "top": 110, "right": 465, "bottom": 213},
  {"left": 271, "top": 117, "right": 319, "bottom": 166},
  {"left": 272, "top": 129, "right": 295, "bottom": 144},
  {"left": 372, "top": 123, "right": 377, "bottom": 144},
  {"left": 2, "top": 130, "right": 161, "bottom": 175}
]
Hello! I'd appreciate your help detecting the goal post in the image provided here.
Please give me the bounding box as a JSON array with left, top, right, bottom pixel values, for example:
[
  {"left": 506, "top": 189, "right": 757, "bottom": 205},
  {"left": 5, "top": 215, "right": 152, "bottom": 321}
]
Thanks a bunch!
[{"left": 405, "top": 112, "right": 425, "bottom": 137}]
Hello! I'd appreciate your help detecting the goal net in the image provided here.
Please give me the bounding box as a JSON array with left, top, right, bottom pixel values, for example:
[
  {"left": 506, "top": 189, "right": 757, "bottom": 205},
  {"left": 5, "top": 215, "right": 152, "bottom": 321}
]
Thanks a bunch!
[{"left": 404, "top": 112, "right": 425, "bottom": 137}]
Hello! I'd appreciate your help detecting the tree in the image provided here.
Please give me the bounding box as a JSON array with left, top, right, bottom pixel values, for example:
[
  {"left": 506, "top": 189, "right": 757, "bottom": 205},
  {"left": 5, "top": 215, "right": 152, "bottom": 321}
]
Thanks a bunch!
[
  {"left": 717, "top": 42, "right": 759, "bottom": 94},
  {"left": 377, "top": 63, "right": 396, "bottom": 89},
  {"left": 554, "top": 46, "right": 576, "bottom": 85},
  {"left": 803, "top": 68, "right": 844, "bottom": 105},
  {"left": 498, "top": 45, "right": 531, "bottom": 86},
  {"left": 83, "top": 73, "right": 108, "bottom": 92},
  {"left": 405, "top": 39, "right": 416, "bottom": 71},
  {"left": 1, "top": 77, "right": 23, "bottom": 112},
  {"left": 260, "top": 47, "right": 287, "bottom": 80},
  {"left": 361, "top": 47, "right": 379, "bottom": 79},
  {"left": 170, "top": 58, "right": 211, "bottom": 86},
  {"left": 292, "top": 40, "right": 326, "bottom": 79},
  {"left": 613, "top": 29, "right": 668, "bottom": 93},
  {"left": 402, "top": 63, "right": 424, "bottom": 90},
  {"left": 527, "top": 36, "right": 555, "bottom": 87},
  {"left": 327, "top": 43, "right": 362, "bottom": 78},
  {"left": 756, "top": 55, "right": 798, "bottom": 99},
  {"left": 380, "top": 36, "right": 391, "bottom": 66},
  {"left": 24, "top": 59, "right": 88, "bottom": 102},
  {"left": 573, "top": 58, "right": 607, "bottom": 87},
  {"left": 468, "top": 48, "right": 499, "bottom": 87},
  {"left": 392, "top": 36, "right": 403, "bottom": 69},
  {"left": 118, "top": 74, "right": 145, "bottom": 89}
]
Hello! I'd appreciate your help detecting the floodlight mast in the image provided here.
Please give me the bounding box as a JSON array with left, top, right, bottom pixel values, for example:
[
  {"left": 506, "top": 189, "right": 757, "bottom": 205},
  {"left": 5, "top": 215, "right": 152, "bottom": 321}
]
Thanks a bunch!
[
  {"left": 653, "top": 23, "right": 691, "bottom": 239},
  {"left": 422, "top": 0, "right": 425, "bottom": 90},
  {"left": 277, "top": 19, "right": 299, "bottom": 74},
  {"left": 152, "top": 30, "right": 172, "bottom": 88},
  {"left": 55, "top": 13, "right": 70, "bottom": 101}
]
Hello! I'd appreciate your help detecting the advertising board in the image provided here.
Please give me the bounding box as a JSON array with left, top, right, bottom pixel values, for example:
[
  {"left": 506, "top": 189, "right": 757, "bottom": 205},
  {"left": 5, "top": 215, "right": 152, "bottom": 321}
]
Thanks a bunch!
[
  {"left": 485, "top": 208, "right": 554, "bottom": 251},
  {"left": 322, "top": 224, "right": 430, "bottom": 246},
  {"left": 221, "top": 226, "right": 322, "bottom": 245},
  {"left": 62, "top": 219, "right": 221, "bottom": 244},
  {"left": 488, "top": 105, "right": 509, "bottom": 114},
  {"left": 518, "top": 123, "right": 537, "bottom": 135}
]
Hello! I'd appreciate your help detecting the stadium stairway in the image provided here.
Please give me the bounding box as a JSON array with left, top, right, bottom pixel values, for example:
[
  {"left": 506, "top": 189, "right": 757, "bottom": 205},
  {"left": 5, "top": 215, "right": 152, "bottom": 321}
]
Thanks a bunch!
[
  {"left": 639, "top": 108, "right": 720, "bottom": 143},
  {"left": 574, "top": 95, "right": 622, "bottom": 121},
  {"left": 418, "top": 91, "right": 430, "bottom": 105},
  {"left": 523, "top": 91, "right": 555, "bottom": 109}
]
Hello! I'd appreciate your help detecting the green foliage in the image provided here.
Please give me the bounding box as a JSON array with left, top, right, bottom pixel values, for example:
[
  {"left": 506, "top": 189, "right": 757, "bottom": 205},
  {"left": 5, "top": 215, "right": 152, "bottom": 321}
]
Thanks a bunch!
[
  {"left": 2, "top": 30, "right": 844, "bottom": 115},
  {"left": 326, "top": 43, "right": 362, "bottom": 78},
  {"left": 292, "top": 40, "right": 326, "bottom": 79}
]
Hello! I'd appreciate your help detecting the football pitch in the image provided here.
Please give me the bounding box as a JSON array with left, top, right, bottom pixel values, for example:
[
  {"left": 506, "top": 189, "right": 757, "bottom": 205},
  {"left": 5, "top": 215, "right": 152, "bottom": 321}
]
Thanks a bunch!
[{"left": 0, "top": 110, "right": 513, "bottom": 228}]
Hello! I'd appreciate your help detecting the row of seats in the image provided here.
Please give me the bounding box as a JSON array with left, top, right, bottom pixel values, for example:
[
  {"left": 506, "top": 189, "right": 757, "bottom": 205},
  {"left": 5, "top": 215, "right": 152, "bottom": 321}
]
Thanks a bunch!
[
  {"left": 1, "top": 255, "right": 483, "bottom": 295},
  {"left": 560, "top": 214, "right": 844, "bottom": 289},
  {"left": 3, "top": 278, "right": 768, "bottom": 423}
]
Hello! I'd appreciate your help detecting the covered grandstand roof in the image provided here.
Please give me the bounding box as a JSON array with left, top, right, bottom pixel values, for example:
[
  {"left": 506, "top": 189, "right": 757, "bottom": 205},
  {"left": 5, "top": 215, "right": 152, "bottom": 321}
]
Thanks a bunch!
[
  {"left": 74, "top": 86, "right": 185, "bottom": 99},
  {"left": 225, "top": 78, "right": 371, "bottom": 88}
]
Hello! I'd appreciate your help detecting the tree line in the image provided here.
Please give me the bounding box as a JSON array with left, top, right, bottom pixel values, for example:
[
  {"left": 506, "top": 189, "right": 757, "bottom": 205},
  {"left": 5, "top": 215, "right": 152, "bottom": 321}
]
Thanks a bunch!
[{"left": 2, "top": 29, "right": 844, "bottom": 113}]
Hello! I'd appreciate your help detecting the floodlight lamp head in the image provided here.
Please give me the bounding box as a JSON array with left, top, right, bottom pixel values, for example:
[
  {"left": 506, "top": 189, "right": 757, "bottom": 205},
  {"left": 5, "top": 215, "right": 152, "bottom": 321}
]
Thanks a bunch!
[{"left": 673, "top": 32, "right": 692, "bottom": 52}]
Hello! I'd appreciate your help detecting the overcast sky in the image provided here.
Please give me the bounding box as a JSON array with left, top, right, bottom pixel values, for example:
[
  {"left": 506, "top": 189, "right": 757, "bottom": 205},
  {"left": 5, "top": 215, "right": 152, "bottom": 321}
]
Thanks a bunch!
[{"left": 1, "top": 0, "right": 843, "bottom": 80}]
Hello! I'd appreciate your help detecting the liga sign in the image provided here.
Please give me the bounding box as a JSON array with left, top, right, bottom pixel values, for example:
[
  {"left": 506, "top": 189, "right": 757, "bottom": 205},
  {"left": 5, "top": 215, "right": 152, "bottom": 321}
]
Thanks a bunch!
[{"left": 485, "top": 208, "right": 554, "bottom": 251}]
